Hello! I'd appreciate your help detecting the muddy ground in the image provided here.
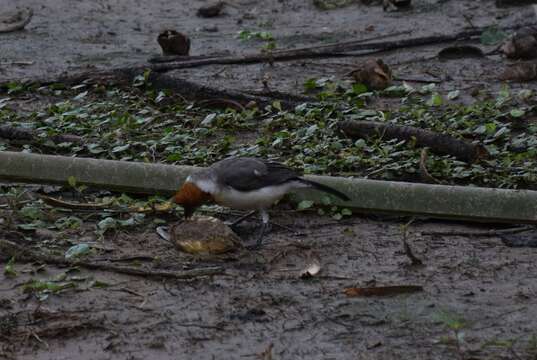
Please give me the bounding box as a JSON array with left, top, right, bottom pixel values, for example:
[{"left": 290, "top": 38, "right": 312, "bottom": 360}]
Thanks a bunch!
[{"left": 2, "top": 0, "right": 537, "bottom": 359}]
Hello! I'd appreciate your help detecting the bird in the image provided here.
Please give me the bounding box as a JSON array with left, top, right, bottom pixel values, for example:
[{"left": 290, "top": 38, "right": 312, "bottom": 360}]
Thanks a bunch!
[{"left": 173, "top": 157, "right": 350, "bottom": 247}]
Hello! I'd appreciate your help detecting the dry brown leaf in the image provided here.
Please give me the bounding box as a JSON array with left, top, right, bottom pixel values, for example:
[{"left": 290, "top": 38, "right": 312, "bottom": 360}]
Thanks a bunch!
[
  {"left": 157, "top": 30, "right": 191, "bottom": 56},
  {"left": 344, "top": 285, "right": 423, "bottom": 297},
  {"left": 350, "top": 59, "right": 392, "bottom": 90}
]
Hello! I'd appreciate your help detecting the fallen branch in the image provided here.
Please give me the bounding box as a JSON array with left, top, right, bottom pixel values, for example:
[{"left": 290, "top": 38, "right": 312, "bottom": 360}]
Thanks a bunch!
[
  {"left": 3, "top": 151, "right": 537, "bottom": 224},
  {"left": 147, "top": 23, "right": 533, "bottom": 72},
  {"left": 0, "top": 8, "right": 33, "bottom": 33},
  {"left": 0, "top": 239, "right": 224, "bottom": 279},
  {"left": 0, "top": 125, "right": 83, "bottom": 144},
  {"left": 40, "top": 195, "right": 114, "bottom": 210},
  {"left": 143, "top": 71, "right": 314, "bottom": 108},
  {"left": 149, "top": 31, "right": 482, "bottom": 72},
  {"left": 421, "top": 226, "right": 534, "bottom": 237},
  {"left": 338, "top": 120, "right": 487, "bottom": 163},
  {"left": 344, "top": 285, "right": 423, "bottom": 297}
]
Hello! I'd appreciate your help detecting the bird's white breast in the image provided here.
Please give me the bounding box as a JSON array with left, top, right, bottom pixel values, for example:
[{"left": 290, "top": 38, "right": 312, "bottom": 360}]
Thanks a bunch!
[{"left": 213, "top": 183, "right": 296, "bottom": 210}]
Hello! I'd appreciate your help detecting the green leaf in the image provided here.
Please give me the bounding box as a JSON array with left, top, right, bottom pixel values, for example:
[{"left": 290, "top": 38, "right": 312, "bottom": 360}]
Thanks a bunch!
[
  {"left": 4, "top": 257, "right": 17, "bottom": 277},
  {"left": 332, "top": 213, "right": 343, "bottom": 220},
  {"left": 297, "top": 200, "right": 314, "bottom": 210},
  {"left": 447, "top": 90, "right": 460, "bottom": 100},
  {"left": 90, "top": 280, "right": 110, "bottom": 288},
  {"left": 67, "top": 175, "right": 77, "bottom": 188},
  {"left": 23, "top": 280, "right": 76, "bottom": 294},
  {"left": 351, "top": 83, "right": 368, "bottom": 96},
  {"left": 510, "top": 109, "right": 525, "bottom": 118},
  {"left": 97, "top": 217, "right": 117, "bottom": 232},
  {"left": 112, "top": 144, "right": 130, "bottom": 153},
  {"left": 304, "top": 78, "right": 318, "bottom": 91},
  {"left": 480, "top": 26, "right": 507, "bottom": 45},
  {"left": 65, "top": 244, "right": 91, "bottom": 260},
  {"left": 427, "top": 93, "right": 443, "bottom": 107},
  {"left": 341, "top": 208, "right": 352, "bottom": 216}
]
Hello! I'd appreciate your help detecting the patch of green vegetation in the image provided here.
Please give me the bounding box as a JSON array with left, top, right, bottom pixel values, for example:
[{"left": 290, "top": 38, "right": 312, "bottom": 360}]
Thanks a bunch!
[
  {"left": 4, "top": 257, "right": 17, "bottom": 277},
  {"left": 1, "top": 77, "right": 537, "bottom": 193}
]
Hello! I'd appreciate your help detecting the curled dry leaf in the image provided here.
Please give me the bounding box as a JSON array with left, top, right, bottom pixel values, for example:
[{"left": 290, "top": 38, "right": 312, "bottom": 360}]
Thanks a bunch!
[
  {"left": 350, "top": 59, "right": 392, "bottom": 91},
  {"left": 501, "top": 33, "right": 537, "bottom": 60},
  {"left": 157, "top": 30, "right": 191, "bottom": 56},
  {"left": 344, "top": 285, "right": 423, "bottom": 297},
  {"left": 197, "top": 2, "right": 225, "bottom": 18},
  {"left": 500, "top": 62, "right": 537, "bottom": 82},
  {"left": 170, "top": 216, "right": 241, "bottom": 255},
  {"left": 300, "top": 260, "right": 321, "bottom": 279}
]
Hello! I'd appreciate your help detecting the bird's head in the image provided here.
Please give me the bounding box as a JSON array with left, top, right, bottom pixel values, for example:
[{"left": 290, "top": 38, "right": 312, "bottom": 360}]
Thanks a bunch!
[{"left": 173, "top": 181, "right": 212, "bottom": 219}]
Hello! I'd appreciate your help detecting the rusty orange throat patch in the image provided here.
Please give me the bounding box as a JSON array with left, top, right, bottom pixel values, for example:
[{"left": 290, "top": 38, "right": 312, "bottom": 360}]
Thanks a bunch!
[{"left": 174, "top": 182, "right": 212, "bottom": 207}]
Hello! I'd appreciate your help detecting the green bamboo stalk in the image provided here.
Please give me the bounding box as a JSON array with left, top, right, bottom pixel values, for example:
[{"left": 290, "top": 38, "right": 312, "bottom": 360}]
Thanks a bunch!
[{"left": 1, "top": 151, "right": 536, "bottom": 224}]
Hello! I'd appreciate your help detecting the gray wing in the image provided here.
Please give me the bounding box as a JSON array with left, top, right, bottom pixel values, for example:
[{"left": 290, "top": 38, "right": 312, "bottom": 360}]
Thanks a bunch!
[{"left": 212, "top": 157, "right": 301, "bottom": 192}]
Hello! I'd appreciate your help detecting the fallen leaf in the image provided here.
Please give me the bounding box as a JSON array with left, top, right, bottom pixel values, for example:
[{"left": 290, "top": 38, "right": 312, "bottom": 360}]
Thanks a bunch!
[
  {"left": 350, "top": 59, "right": 392, "bottom": 90},
  {"left": 344, "top": 285, "right": 423, "bottom": 297},
  {"left": 65, "top": 244, "right": 90, "bottom": 260}
]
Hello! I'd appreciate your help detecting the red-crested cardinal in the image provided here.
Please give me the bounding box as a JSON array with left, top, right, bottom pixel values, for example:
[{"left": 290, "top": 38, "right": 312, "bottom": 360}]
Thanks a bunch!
[{"left": 173, "top": 157, "right": 350, "bottom": 246}]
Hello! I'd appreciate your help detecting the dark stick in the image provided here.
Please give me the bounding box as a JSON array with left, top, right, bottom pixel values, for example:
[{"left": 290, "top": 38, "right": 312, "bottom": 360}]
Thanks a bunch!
[
  {"left": 421, "top": 226, "right": 534, "bottom": 237},
  {"left": 338, "top": 120, "right": 488, "bottom": 163},
  {"left": 0, "top": 239, "right": 224, "bottom": 279}
]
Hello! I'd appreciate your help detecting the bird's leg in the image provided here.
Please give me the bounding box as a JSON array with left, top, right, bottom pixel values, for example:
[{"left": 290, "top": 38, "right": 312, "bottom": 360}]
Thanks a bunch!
[
  {"left": 226, "top": 210, "right": 257, "bottom": 229},
  {"left": 255, "top": 209, "right": 270, "bottom": 247}
]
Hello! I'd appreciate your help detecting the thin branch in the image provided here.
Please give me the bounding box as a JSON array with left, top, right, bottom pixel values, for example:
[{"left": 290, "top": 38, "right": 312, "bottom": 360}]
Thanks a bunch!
[
  {"left": 0, "top": 239, "right": 225, "bottom": 280},
  {"left": 421, "top": 226, "right": 534, "bottom": 237}
]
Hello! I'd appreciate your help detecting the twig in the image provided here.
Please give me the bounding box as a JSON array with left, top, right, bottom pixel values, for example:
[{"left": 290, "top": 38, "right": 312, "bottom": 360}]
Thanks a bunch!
[
  {"left": 394, "top": 75, "right": 442, "bottom": 84},
  {"left": 401, "top": 219, "right": 423, "bottom": 266},
  {"left": 338, "top": 120, "right": 488, "bottom": 163},
  {"left": 0, "top": 125, "right": 83, "bottom": 144},
  {"left": 421, "top": 226, "right": 534, "bottom": 237},
  {"left": 40, "top": 195, "right": 114, "bottom": 210},
  {"left": 419, "top": 148, "right": 441, "bottom": 184},
  {"left": 0, "top": 239, "right": 225, "bottom": 279}
]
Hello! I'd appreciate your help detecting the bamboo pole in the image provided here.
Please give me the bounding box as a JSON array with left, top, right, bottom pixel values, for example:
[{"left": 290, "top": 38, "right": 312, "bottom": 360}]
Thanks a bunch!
[{"left": 1, "top": 151, "right": 536, "bottom": 224}]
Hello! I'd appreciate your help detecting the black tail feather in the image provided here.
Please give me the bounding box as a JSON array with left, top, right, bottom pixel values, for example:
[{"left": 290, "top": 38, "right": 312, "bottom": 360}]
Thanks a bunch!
[{"left": 297, "top": 178, "right": 350, "bottom": 201}]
